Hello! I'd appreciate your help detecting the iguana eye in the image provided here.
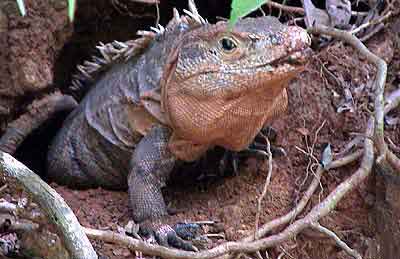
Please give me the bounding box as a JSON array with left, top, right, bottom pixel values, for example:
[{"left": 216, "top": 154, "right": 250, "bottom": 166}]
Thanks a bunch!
[{"left": 220, "top": 37, "right": 237, "bottom": 52}]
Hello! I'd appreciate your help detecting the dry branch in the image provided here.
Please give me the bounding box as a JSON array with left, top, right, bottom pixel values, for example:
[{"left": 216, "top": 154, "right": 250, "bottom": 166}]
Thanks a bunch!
[{"left": 0, "top": 152, "right": 97, "bottom": 259}]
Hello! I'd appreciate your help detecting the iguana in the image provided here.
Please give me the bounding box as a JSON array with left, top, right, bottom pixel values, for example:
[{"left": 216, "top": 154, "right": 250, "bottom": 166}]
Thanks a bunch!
[{"left": 1, "top": 0, "right": 311, "bottom": 250}]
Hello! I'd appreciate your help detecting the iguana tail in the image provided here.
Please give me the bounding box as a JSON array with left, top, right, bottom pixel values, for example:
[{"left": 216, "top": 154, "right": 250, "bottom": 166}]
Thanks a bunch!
[{"left": 0, "top": 91, "right": 77, "bottom": 154}]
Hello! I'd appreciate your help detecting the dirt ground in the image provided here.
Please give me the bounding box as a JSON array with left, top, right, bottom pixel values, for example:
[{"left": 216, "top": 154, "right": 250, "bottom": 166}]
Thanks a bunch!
[{"left": 1, "top": 0, "right": 400, "bottom": 258}]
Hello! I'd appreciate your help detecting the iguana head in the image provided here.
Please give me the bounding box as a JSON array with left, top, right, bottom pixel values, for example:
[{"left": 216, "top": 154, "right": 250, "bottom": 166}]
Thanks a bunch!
[
  {"left": 170, "top": 16, "right": 310, "bottom": 94},
  {"left": 162, "top": 14, "right": 311, "bottom": 155}
]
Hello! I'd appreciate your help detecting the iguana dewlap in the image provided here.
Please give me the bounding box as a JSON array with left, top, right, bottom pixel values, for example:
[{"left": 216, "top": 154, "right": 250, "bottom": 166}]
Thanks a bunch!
[{"left": 47, "top": 0, "right": 310, "bottom": 250}]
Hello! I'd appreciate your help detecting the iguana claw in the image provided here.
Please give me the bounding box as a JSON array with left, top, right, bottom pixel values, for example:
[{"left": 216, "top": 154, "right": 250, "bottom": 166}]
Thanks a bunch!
[
  {"left": 220, "top": 126, "right": 286, "bottom": 175},
  {"left": 173, "top": 223, "right": 202, "bottom": 240},
  {"left": 140, "top": 221, "right": 200, "bottom": 251}
]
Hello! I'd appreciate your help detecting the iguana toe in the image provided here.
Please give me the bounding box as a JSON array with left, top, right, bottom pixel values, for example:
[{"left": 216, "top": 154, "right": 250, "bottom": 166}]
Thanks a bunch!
[
  {"left": 140, "top": 222, "right": 198, "bottom": 251},
  {"left": 167, "top": 231, "right": 198, "bottom": 251},
  {"left": 219, "top": 127, "right": 287, "bottom": 174},
  {"left": 173, "top": 222, "right": 202, "bottom": 240}
]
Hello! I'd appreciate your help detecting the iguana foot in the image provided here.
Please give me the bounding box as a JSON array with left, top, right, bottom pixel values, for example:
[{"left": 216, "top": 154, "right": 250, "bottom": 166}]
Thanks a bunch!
[
  {"left": 220, "top": 126, "right": 286, "bottom": 174},
  {"left": 173, "top": 222, "right": 202, "bottom": 240},
  {"left": 140, "top": 220, "right": 201, "bottom": 251}
]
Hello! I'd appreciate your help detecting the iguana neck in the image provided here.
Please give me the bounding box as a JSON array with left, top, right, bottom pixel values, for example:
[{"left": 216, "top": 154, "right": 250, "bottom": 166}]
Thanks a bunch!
[{"left": 136, "top": 21, "right": 199, "bottom": 126}]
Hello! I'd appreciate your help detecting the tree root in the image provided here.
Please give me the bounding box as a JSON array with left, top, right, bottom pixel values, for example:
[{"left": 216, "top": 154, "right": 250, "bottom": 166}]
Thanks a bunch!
[
  {"left": 310, "top": 222, "right": 362, "bottom": 259},
  {"left": 0, "top": 152, "right": 97, "bottom": 259}
]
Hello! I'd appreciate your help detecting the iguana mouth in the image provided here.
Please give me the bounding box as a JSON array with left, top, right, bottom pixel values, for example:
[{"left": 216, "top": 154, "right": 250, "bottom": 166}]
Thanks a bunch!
[
  {"left": 270, "top": 48, "right": 312, "bottom": 68},
  {"left": 225, "top": 48, "right": 312, "bottom": 73}
]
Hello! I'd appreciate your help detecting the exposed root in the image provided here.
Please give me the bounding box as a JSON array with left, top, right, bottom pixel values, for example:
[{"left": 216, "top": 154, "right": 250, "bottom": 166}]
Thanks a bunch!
[
  {"left": 294, "top": 120, "right": 326, "bottom": 203},
  {"left": 311, "top": 222, "right": 362, "bottom": 259},
  {"left": 254, "top": 137, "right": 273, "bottom": 240},
  {"left": 0, "top": 152, "right": 97, "bottom": 259}
]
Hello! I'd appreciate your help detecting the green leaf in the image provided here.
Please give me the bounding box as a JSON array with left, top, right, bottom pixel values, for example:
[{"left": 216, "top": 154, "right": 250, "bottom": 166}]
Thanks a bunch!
[
  {"left": 68, "top": 0, "right": 76, "bottom": 22},
  {"left": 229, "top": 0, "right": 268, "bottom": 28},
  {"left": 16, "top": 0, "right": 26, "bottom": 16}
]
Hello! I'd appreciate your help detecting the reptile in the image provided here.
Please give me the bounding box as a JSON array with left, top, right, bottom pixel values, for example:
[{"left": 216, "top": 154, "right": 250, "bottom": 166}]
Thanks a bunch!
[{"left": 0, "top": 0, "right": 311, "bottom": 250}]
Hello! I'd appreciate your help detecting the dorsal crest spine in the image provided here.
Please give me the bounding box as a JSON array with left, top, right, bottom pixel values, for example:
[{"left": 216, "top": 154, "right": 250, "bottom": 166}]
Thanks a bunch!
[{"left": 69, "top": 0, "right": 207, "bottom": 99}]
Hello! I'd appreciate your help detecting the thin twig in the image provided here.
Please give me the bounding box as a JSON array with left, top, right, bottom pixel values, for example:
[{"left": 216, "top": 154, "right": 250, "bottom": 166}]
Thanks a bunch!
[
  {"left": 311, "top": 222, "right": 362, "bottom": 259},
  {"left": 264, "top": 1, "right": 368, "bottom": 17},
  {"left": 254, "top": 137, "right": 273, "bottom": 240},
  {"left": 155, "top": 1, "right": 160, "bottom": 26},
  {"left": 350, "top": 11, "right": 392, "bottom": 35}
]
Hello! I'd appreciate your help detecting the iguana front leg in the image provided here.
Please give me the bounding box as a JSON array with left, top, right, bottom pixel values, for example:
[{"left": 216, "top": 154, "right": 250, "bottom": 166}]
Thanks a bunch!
[{"left": 128, "top": 125, "right": 198, "bottom": 251}]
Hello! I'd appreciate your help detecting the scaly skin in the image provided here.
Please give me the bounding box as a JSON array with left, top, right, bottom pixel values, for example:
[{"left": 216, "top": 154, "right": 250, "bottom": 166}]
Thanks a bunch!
[{"left": 46, "top": 1, "right": 311, "bottom": 250}]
